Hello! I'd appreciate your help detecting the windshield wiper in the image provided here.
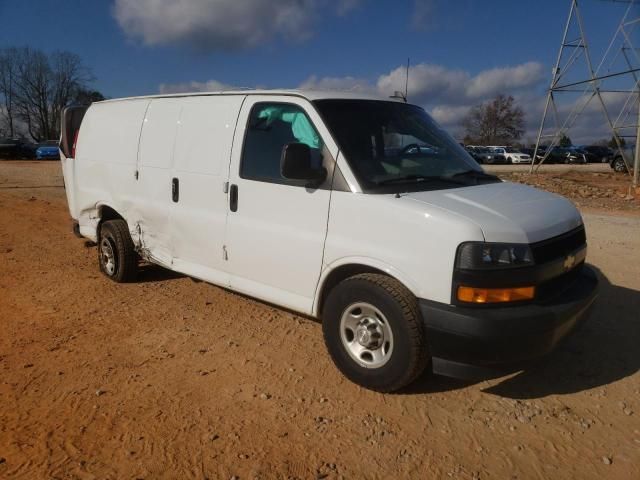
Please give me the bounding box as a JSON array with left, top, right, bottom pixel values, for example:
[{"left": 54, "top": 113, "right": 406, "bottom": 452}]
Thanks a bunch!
[
  {"left": 447, "top": 170, "right": 500, "bottom": 182},
  {"left": 375, "top": 170, "right": 499, "bottom": 188},
  {"left": 376, "top": 174, "right": 468, "bottom": 187}
]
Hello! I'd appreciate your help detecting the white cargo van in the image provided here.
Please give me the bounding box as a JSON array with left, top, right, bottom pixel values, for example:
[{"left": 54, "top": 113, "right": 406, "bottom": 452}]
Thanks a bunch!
[{"left": 59, "top": 90, "right": 598, "bottom": 392}]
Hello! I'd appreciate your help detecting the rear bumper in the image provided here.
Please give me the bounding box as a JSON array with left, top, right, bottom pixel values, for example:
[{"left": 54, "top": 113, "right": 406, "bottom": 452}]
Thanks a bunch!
[{"left": 420, "top": 265, "right": 598, "bottom": 372}]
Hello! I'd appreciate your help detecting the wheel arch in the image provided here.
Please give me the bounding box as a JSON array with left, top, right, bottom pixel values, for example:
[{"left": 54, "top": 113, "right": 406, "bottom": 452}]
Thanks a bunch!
[
  {"left": 96, "top": 203, "right": 126, "bottom": 239},
  {"left": 313, "top": 258, "right": 420, "bottom": 318}
]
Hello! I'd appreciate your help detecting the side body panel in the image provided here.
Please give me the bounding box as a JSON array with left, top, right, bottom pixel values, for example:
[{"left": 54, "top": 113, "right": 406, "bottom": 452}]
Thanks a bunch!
[
  {"left": 225, "top": 95, "right": 340, "bottom": 313},
  {"left": 132, "top": 98, "right": 183, "bottom": 266},
  {"left": 169, "top": 95, "right": 246, "bottom": 286},
  {"left": 72, "top": 99, "right": 150, "bottom": 241},
  {"left": 316, "top": 192, "right": 485, "bottom": 313}
]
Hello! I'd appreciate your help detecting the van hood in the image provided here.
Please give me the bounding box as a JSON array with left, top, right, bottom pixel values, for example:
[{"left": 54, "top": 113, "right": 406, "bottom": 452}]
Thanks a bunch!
[{"left": 402, "top": 181, "right": 583, "bottom": 244}]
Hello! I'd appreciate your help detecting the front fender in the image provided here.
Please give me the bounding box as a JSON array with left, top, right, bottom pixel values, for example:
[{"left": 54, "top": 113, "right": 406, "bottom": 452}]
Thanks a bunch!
[{"left": 312, "top": 256, "right": 421, "bottom": 317}]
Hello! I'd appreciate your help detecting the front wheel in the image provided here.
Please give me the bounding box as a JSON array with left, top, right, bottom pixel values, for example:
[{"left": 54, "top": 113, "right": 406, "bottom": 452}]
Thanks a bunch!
[{"left": 322, "top": 273, "right": 430, "bottom": 392}]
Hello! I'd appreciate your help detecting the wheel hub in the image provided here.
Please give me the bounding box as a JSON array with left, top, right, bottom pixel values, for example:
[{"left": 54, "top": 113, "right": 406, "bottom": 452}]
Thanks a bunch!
[
  {"left": 355, "top": 321, "right": 383, "bottom": 349},
  {"left": 100, "top": 238, "right": 116, "bottom": 276},
  {"left": 339, "top": 302, "right": 394, "bottom": 369}
]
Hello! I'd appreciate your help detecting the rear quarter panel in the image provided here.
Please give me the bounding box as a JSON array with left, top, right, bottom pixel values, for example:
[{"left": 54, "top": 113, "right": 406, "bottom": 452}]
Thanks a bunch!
[{"left": 73, "top": 99, "right": 150, "bottom": 240}]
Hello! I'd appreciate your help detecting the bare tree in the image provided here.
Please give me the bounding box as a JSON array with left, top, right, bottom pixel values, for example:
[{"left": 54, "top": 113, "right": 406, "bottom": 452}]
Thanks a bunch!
[
  {"left": 1, "top": 47, "right": 93, "bottom": 142},
  {"left": 0, "top": 48, "right": 19, "bottom": 137},
  {"left": 49, "top": 51, "right": 93, "bottom": 137},
  {"left": 462, "top": 94, "right": 525, "bottom": 145},
  {"left": 13, "top": 48, "right": 52, "bottom": 141},
  {"left": 558, "top": 133, "right": 572, "bottom": 147}
]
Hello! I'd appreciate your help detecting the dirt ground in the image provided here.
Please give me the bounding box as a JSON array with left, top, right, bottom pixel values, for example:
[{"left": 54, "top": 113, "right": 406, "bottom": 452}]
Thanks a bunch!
[{"left": 1, "top": 161, "right": 639, "bottom": 479}]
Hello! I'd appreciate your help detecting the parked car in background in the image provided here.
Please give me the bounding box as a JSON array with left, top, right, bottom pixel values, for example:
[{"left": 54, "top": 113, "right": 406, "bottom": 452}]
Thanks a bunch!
[
  {"left": 488, "top": 146, "right": 532, "bottom": 164},
  {"left": 465, "top": 146, "right": 506, "bottom": 164},
  {"left": 579, "top": 145, "right": 614, "bottom": 163},
  {"left": 0, "top": 138, "right": 37, "bottom": 159},
  {"left": 609, "top": 146, "right": 636, "bottom": 173},
  {"left": 538, "top": 146, "right": 587, "bottom": 164},
  {"left": 35, "top": 140, "right": 61, "bottom": 160},
  {"left": 520, "top": 147, "right": 535, "bottom": 158}
]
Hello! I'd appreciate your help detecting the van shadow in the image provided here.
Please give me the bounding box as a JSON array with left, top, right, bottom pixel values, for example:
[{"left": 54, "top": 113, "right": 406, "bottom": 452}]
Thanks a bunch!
[
  {"left": 136, "top": 263, "right": 185, "bottom": 283},
  {"left": 404, "top": 266, "right": 640, "bottom": 399}
]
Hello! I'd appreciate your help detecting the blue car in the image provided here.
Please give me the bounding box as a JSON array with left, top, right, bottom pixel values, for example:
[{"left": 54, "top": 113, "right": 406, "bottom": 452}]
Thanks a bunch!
[{"left": 35, "top": 141, "right": 60, "bottom": 160}]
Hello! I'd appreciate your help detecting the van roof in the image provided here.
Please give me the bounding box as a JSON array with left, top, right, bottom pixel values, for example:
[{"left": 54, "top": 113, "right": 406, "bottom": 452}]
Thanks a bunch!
[{"left": 96, "top": 89, "right": 404, "bottom": 104}]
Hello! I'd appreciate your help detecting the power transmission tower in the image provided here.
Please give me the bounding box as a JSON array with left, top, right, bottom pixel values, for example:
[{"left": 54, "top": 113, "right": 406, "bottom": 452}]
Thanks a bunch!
[{"left": 530, "top": 0, "right": 640, "bottom": 188}]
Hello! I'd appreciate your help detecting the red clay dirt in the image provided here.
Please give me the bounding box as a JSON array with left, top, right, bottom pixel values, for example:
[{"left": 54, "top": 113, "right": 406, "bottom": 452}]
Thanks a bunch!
[{"left": 1, "top": 161, "right": 639, "bottom": 479}]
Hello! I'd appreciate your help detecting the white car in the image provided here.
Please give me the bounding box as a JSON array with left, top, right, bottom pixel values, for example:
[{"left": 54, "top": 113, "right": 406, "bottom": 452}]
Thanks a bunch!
[
  {"left": 489, "top": 146, "right": 532, "bottom": 164},
  {"left": 59, "top": 90, "right": 598, "bottom": 392}
]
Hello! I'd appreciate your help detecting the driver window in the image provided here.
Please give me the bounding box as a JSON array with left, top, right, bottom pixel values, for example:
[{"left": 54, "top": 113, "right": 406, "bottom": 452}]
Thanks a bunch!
[{"left": 241, "top": 102, "right": 325, "bottom": 184}]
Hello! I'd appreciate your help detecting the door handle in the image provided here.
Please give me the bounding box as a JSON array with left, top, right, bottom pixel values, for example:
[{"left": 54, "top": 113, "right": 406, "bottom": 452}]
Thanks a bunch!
[
  {"left": 229, "top": 184, "right": 238, "bottom": 212},
  {"left": 172, "top": 177, "right": 179, "bottom": 202}
]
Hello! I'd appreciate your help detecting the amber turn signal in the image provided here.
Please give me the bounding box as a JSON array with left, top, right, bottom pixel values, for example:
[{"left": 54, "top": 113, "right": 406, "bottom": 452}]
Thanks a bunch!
[{"left": 457, "top": 285, "right": 535, "bottom": 303}]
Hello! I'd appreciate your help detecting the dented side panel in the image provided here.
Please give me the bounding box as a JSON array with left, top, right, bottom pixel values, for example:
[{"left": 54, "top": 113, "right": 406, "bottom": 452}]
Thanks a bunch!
[
  {"left": 72, "top": 99, "right": 150, "bottom": 242},
  {"left": 129, "top": 98, "right": 184, "bottom": 266}
]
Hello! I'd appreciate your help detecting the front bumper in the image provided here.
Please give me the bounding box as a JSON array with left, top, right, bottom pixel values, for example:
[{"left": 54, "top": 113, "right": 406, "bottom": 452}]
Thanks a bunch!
[{"left": 420, "top": 265, "right": 598, "bottom": 373}]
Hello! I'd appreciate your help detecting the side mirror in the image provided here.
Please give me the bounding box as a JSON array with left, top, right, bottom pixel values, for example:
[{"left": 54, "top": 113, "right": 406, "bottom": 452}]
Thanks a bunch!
[{"left": 281, "top": 143, "right": 326, "bottom": 185}]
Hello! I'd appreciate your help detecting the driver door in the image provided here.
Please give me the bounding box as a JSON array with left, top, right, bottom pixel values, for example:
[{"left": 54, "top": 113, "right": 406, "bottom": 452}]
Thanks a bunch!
[{"left": 224, "top": 96, "right": 337, "bottom": 314}]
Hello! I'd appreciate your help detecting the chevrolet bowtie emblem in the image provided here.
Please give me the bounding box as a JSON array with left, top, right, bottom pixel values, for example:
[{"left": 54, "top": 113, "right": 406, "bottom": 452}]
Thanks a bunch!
[{"left": 563, "top": 254, "right": 576, "bottom": 270}]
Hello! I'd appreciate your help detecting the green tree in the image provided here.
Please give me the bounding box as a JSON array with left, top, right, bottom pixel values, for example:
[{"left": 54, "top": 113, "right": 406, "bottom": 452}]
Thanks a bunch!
[{"left": 461, "top": 94, "right": 525, "bottom": 145}]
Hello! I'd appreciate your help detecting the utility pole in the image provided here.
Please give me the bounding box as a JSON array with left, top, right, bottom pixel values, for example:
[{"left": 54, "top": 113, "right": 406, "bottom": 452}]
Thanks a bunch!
[
  {"left": 634, "top": 94, "right": 639, "bottom": 187},
  {"left": 530, "top": 0, "right": 639, "bottom": 181}
]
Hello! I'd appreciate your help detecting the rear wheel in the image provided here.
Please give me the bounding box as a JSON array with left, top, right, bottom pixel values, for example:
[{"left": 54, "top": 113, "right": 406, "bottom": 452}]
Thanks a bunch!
[
  {"left": 322, "top": 273, "right": 430, "bottom": 392},
  {"left": 98, "top": 219, "right": 138, "bottom": 282}
]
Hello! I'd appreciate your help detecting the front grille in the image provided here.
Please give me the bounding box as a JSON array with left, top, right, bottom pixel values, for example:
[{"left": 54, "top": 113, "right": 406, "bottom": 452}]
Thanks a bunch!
[
  {"left": 532, "top": 226, "right": 587, "bottom": 301},
  {"left": 530, "top": 226, "right": 586, "bottom": 264},
  {"left": 537, "top": 262, "right": 584, "bottom": 300}
]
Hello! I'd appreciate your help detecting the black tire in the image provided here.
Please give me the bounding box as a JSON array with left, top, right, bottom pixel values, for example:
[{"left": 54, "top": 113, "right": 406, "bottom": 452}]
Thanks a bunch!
[
  {"left": 98, "top": 219, "right": 138, "bottom": 282},
  {"left": 612, "top": 157, "right": 628, "bottom": 174},
  {"left": 322, "top": 273, "right": 430, "bottom": 392}
]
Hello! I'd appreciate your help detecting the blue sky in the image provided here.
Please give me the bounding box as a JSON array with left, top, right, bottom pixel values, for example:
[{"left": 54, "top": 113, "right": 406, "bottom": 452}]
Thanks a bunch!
[{"left": 0, "top": 0, "right": 635, "bottom": 141}]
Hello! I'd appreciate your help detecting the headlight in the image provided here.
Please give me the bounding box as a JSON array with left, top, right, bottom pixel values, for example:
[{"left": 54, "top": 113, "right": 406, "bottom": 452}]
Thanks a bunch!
[{"left": 456, "top": 242, "right": 534, "bottom": 270}]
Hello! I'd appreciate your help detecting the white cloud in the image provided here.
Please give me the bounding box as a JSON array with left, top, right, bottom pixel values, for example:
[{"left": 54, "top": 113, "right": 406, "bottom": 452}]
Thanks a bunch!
[
  {"left": 299, "top": 74, "right": 373, "bottom": 92},
  {"left": 304, "top": 61, "right": 546, "bottom": 108},
  {"left": 159, "top": 60, "right": 630, "bottom": 143},
  {"left": 377, "top": 63, "right": 469, "bottom": 105},
  {"left": 466, "top": 62, "right": 546, "bottom": 99},
  {"left": 114, "top": 0, "right": 361, "bottom": 51},
  {"left": 158, "top": 79, "right": 237, "bottom": 94},
  {"left": 430, "top": 104, "right": 471, "bottom": 126}
]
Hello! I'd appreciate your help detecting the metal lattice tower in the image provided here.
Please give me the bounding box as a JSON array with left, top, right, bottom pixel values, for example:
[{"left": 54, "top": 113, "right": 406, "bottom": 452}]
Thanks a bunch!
[{"left": 531, "top": 0, "right": 640, "bottom": 187}]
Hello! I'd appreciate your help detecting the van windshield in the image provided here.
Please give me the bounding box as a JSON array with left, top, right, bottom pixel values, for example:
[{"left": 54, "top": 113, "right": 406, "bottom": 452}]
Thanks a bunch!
[{"left": 314, "top": 99, "right": 498, "bottom": 193}]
